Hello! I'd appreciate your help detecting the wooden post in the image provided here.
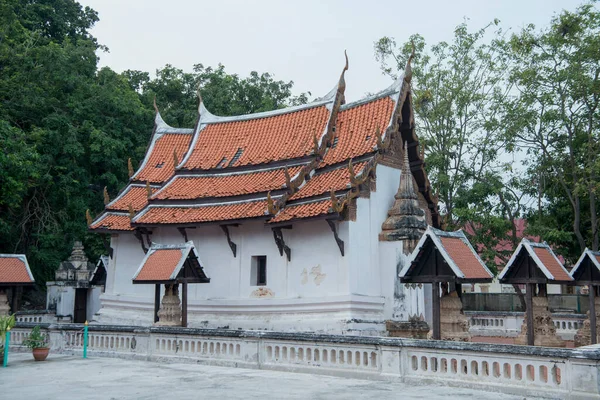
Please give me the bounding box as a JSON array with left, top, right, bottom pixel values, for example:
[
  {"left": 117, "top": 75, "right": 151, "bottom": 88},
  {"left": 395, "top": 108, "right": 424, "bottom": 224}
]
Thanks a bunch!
[
  {"left": 432, "top": 282, "right": 441, "bottom": 340},
  {"left": 181, "top": 281, "right": 188, "bottom": 328},
  {"left": 590, "top": 284, "right": 597, "bottom": 345},
  {"left": 526, "top": 283, "right": 535, "bottom": 346},
  {"left": 154, "top": 284, "right": 160, "bottom": 323}
]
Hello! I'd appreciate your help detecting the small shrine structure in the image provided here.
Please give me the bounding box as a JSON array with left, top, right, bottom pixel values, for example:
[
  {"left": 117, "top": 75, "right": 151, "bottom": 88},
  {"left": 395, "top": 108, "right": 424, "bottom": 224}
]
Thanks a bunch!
[
  {"left": 132, "top": 241, "right": 210, "bottom": 327},
  {"left": 571, "top": 248, "right": 600, "bottom": 346},
  {"left": 399, "top": 227, "right": 493, "bottom": 340},
  {"left": 499, "top": 239, "right": 572, "bottom": 346},
  {"left": 0, "top": 254, "right": 35, "bottom": 315},
  {"left": 46, "top": 241, "right": 104, "bottom": 323}
]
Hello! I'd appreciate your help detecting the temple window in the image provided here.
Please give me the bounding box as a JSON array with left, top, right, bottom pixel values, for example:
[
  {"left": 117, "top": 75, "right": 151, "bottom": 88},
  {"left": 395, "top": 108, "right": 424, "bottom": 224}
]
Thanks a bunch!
[{"left": 251, "top": 256, "right": 267, "bottom": 286}]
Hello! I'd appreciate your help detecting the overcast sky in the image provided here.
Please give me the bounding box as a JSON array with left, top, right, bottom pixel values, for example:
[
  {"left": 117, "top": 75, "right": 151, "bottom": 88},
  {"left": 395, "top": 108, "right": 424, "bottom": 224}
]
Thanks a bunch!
[{"left": 80, "top": 0, "right": 584, "bottom": 102}]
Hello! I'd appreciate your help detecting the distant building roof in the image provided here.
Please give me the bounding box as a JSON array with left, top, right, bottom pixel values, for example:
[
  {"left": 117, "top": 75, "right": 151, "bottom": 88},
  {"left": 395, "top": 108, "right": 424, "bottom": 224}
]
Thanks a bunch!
[{"left": 0, "top": 254, "right": 35, "bottom": 285}]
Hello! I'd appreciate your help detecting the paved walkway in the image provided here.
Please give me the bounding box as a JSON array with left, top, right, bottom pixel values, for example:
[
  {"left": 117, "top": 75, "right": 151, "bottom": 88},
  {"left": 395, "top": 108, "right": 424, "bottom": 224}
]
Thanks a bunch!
[{"left": 0, "top": 353, "right": 536, "bottom": 399}]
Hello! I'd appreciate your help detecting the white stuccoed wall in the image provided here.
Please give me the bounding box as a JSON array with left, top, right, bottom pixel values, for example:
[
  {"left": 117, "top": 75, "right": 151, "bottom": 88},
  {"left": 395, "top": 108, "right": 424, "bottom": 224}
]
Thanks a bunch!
[{"left": 96, "top": 165, "right": 422, "bottom": 333}]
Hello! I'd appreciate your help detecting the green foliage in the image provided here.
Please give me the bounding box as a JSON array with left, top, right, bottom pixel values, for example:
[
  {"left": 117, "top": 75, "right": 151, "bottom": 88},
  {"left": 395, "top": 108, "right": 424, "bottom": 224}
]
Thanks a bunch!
[
  {"left": 0, "top": 314, "right": 16, "bottom": 348},
  {"left": 0, "top": 0, "right": 308, "bottom": 295},
  {"left": 22, "top": 325, "right": 49, "bottom": 349}
]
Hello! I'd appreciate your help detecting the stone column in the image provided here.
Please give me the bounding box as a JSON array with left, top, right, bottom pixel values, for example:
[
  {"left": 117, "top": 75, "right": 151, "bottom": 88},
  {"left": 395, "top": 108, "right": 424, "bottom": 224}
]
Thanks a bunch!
[
  {"left": 0, "top": 290, "right": 10, "bottom": 316},
  {"left": 156, "top": 284, "right": 182, "bottom": 326},
  {"left": 574, "top": 296, "right": 600, "bottom": 347},
  {"left": 515, "top": 296, "right": 564, "bottom": 347},
  {"left": 437, "top": 290, "right": 470, "bottom": 341}
]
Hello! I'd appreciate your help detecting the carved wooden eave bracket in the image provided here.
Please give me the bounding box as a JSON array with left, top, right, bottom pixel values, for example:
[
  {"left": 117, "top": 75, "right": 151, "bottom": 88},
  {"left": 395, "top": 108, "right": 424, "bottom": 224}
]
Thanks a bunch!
[
  {"left": 272, "top": 226, "right": 291, "bottom": 261},
  {"left": 326, "top": 219, "right": 344, "bottom": 256},
  {"left": 134, "top": 229, "right": 150, "bottom": 254},
  {"left": 220, "top": 225, "right": 238, "bottom": 257},
  {"left": 177, "top": 227, "right": 189, "bottom": 242},
  {"left": 101, "top": 234, "right": 114, "bottom": 259}
]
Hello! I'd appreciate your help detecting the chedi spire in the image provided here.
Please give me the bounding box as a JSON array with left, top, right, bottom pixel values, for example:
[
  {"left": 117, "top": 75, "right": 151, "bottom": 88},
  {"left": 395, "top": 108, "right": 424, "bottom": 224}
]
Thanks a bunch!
[{"left": 379, "top": 141, "right": 427, "bottom": 253}]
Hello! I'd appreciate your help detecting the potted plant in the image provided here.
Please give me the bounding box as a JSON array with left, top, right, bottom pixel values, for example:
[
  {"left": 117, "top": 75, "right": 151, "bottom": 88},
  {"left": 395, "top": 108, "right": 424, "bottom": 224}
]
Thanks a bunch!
[
  {"left": 22, "top": 325, "right": 50, "bottom": 361},
  {"left": 0, "top": 314, "right": 16, "bottom": 358}
]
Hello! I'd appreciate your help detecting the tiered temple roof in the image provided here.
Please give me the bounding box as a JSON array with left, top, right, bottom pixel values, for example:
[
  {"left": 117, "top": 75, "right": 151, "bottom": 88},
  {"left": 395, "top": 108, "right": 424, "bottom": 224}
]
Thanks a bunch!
[{"left": 90, "top": 56, "right": 439, "bottom": 232}]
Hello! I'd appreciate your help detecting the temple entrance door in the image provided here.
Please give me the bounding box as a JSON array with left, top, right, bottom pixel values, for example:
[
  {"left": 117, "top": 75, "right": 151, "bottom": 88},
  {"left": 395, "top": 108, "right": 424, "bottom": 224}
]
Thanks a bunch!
[{"left": 74, "top": 288, "right": 87, "bottom": 323}]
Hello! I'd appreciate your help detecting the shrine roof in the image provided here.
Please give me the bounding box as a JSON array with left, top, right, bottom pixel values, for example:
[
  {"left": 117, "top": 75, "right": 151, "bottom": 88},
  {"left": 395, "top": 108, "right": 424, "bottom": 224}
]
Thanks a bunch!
[
  {"left": 499, "top": 239, "right": 572, "bottom": 283},
  {"left": 132, "top": 241, "right": 209, "bottom": 284},
  {"left": 269, "top": 199, "right": 333, "bottom": 223},
  {"left": 132, "top": 199, "right": 270, "bottom": 226},
  {"left": 89, "top": 212, "right": 134, "bottom": 232},
  {"left": 570, "top": 248, "right": 600, "bottom": 282},
  {"left": 0, "top": 254, "right": 35, "bottom": 285},
  {"left": 106, "top": 185, "right": 158, "bottom": 212},
  {"left": 152, "top": 165, "right": 304, "bottom": 201},
  {"left": 288, "top": 162, "right": 367, "bottom": 201},
  {"left": 180, "top": 103, "right": 331, "bottom": 170},
  {"left": 322, "top": 96, "right": 396, "bottom": 166},
  {"left": 400, "top": 227, "right": 493, "bottom": 282}
]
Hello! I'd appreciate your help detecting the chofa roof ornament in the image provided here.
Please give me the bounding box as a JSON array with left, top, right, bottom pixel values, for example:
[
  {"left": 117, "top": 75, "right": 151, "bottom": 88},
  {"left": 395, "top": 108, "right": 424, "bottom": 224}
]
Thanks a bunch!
[{"left": 404, "top": 41, "right": 415, "bottom": 84}]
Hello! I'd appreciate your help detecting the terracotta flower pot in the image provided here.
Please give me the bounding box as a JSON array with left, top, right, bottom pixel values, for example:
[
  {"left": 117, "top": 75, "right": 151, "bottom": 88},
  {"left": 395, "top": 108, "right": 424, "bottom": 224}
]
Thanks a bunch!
[{"left": 32, "top": 347, "right": 50, "bottom": 361}]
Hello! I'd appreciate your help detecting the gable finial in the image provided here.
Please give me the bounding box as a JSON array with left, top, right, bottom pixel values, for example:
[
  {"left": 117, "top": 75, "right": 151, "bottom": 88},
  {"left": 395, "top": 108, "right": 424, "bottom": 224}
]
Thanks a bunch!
[
  {"left": 153, "top": 96, "right": 159, "bottom": 114},
  {"left": 283, "top": 166, "right": 292, "bottom": 191},
  {"left": 146, "top": 181, "right": 152, "bottom": 199},
  {"left": 103, "top": 186, "right": 110, "bottom": 205},
  {"left": 128, "top": 158, "right": 134, "bottom": 178},
  {"left": 86, "top": 209, "right": 93, "bottom": 226},
  {"left": 337, "top": 50, "right": 349, "bottom": 98},
  {"left": 196, "top": 84, "right": 203, "bottom": 106},
  {"left": 404, "top": 41, "right": 415, "bottom": 83},
  {"left": 173, "top": 148, "right": 179, "bottom": 168},
  {"left": 375, "top": 126, "right": 383, "bottom": 149},
  {"left": 128, "top": 203, "right": 135, "bottom": 220}
]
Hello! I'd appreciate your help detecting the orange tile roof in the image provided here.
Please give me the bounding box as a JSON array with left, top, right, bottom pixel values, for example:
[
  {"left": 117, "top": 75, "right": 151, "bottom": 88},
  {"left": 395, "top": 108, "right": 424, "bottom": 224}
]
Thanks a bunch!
[
  {"left": 439, "top": 237, "right": 492, "bottom": 280},
  {"left": 134, "top": 249, "right": 183, "bottom": 281},
  {"left": 134, "top": 200, "right": 268, "bottom": 225},
  {"left": 134, "top": 133, "right": 193, "bottom": 183},
  {"left": 154, "top": 166, "right": 303, "bottom": 200},
  {"left": 533, "top": 247, "right": 571, "bottom": 281},
  {"left": 108, "top": 186, "right": 156, "bottom": 212},
  {"left": 90, "top": 213, "right": 134, "bottom": 231},
  {"left": 323, "top": 97, "right": 395, "bottom": 166},
  {"left": 270, "top": 200, "right": 332, "bottom": 223},
  {"left": 0, "top": 256, "right": 34, "bottom": 284},
  {"left": 182, "top": 106, "right": 329, "bottom": 169},
  {"left": 289, "top": 163, "right": 366, "bottom": 201}
]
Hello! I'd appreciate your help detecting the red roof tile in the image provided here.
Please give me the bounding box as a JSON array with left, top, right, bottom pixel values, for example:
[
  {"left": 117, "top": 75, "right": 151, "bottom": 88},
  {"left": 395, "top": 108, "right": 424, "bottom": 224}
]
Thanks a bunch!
[
  {"left": 135, "top": 200, "right": 268, "bottom": 225},
  {"left": 270, "top": 200, "right": 332, "bottom": 223},
  {"left": 154, "top": 167, "right": 303, "bottom": 200},
  {"left": 135, "top": 134, "right": 193, "bottom": 183},
  {"left": 182, "top": 106, "right": 329, "bottom": 169},
  {"left": 533, "top": 247, "right": 571, "bottom": 281},
  {"left": 108, "top": 186, "right": 156, "bottom": 212},
  {"left": 90, "top": 213, "right": 134, "bottom": 231},
  {"left": 289, "top": 163, "right": 366, "bottom": 201},
  {"left": 323, "top": 97, "right": 395, "bottom": 166},
  {"left": 0, "top": 256, "right": 34, "bottom": 283},
  {"left": 134, "top": 249, "right": 183, "bottom": 281},
  {"left": 439, "top": 237, "right": 491, "bottom": 279}
]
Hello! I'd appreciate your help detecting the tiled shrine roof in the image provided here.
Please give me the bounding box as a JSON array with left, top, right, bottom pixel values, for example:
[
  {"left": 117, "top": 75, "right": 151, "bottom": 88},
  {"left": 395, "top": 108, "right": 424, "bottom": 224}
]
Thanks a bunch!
[
  {"left": 400, "top": 227, "right": 494, "bottom": 282},
  {"left": 0, "top": 254, "right": 35, "bottom": 284},
  {"left": 90, "top": 58, "right": 439, "bottom": 231},
  {"left": 499, "top": 239, "right": 572, "bottom": 283},
  {"left": 132, "top": 241, "right": 209, "bottom": 283}
]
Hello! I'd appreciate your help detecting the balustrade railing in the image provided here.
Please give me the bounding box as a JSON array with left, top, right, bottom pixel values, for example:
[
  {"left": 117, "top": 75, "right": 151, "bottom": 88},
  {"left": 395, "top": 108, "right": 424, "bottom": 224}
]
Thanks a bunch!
[{"left": 9, "top": 322, "right": 600, "bottom": 399}]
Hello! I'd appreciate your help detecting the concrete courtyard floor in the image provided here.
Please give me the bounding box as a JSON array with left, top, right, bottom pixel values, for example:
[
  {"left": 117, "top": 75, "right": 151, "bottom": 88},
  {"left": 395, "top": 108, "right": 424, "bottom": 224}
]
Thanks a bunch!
[{"left": 0, "top": 353, "right": 538, "bottom": 400}]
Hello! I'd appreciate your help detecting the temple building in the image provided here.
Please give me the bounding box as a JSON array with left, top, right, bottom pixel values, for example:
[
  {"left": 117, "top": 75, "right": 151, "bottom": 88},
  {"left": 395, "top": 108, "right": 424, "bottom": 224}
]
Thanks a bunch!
[{"left": 89, "top": 56, "right": 439, "bottom": 334}]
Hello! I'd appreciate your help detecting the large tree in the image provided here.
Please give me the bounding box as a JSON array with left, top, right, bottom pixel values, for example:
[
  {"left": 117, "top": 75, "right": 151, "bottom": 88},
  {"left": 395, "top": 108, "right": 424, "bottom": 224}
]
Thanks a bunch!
[
  {"left": 505, "top": 2, "right": 600, "bottom": 255},
  {"left": 0, "top": 0, "right": 308, "bottom": 290}
]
